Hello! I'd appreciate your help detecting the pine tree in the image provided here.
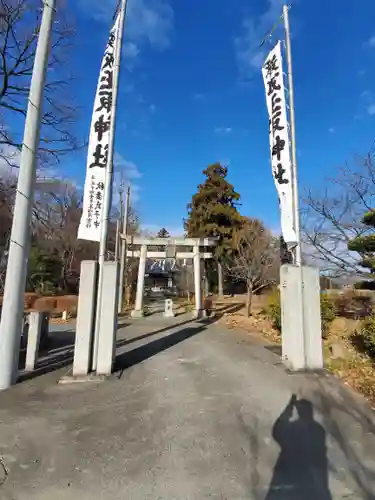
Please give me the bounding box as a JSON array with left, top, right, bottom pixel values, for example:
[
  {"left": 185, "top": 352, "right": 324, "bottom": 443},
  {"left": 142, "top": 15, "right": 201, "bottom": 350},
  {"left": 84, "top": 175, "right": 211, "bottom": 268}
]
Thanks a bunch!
[
  {"left": 185, "top": 163, "right": 242, "bottom": 254},
  {"left": 348, "top": 210, "right": 375, "bottom": 273},
  {"left": 185, "top": 164, "right": 243, "bottom": 294},
  {"left": 157, "top": 228, "right": 170, "bottom": 238}
]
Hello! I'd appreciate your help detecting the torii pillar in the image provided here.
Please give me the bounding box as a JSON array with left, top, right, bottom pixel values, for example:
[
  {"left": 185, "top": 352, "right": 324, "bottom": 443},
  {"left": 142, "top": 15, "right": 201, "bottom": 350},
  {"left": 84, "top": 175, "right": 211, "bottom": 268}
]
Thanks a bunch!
[
  {"left": 193, "top": 243, "right": 203, "bottom": 318},
  {"left": 131, "top": 244, "right": 147, "bottom": 318}
]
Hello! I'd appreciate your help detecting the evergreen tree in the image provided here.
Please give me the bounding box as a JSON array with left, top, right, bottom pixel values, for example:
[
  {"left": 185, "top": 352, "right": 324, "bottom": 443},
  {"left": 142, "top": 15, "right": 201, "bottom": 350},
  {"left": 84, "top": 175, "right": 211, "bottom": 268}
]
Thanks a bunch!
[
  {"left": 157, "top": 228, "right": 170, "bottom": 238},
  {"left": 185, "top": 164, "right": 243, "bottom": 295},
  {"left": 348, "top": 210, "right": 375, "bottom": 273},
  {"left": 185, "top": 163, "right": 242, "bottom": 256}
]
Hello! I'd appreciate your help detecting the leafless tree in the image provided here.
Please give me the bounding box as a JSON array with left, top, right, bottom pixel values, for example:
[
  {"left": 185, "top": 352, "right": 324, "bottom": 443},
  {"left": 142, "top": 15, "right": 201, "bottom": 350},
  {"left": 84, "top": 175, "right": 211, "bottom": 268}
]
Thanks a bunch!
[
  {"left": 32, "top": 180, "right": 96, "bottom": 291},
  {"left": 175, "top": 261, "right": 195, "bottom": 302},
  {"left": 0, "top": 0, "right": 81, "bottom": 169},
  {"left": 302, "top": 149, "right": 375, "bottom": 278},
  {"left": 225, "top": 218, "right": 279, "bottom": 316},
  {"left": 0, "top": 173, "right": 16, "bottom": 291}
]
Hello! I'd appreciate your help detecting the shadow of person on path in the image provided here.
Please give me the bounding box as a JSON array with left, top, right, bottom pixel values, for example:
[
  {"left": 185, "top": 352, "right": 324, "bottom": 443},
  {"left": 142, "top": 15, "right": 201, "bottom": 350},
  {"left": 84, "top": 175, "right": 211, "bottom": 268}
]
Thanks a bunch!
[{"left": 265, "top": 394, "right": 332, "bottom": 500}]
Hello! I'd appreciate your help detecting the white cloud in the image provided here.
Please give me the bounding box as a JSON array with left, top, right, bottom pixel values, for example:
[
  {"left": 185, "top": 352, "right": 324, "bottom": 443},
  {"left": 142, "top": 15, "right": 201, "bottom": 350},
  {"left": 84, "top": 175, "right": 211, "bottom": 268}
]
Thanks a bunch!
[
  {"left": 113, "top": 152, "right": 142, "bottom": 203},
  {"left": 79, "top": 0, "right": 174, "bottom": 59},
  {"left": 328, "top": 127, "right": 335, "bottom": 133},
  {"left": 149, "top": 104, "right": 156, "bottom": 113},
  {"left": 366, "top": 35, "right": 375, "bottom": 48},
  {"left": 234, "top": 0, "right": 284, "bottom": 76},
  {"left": 114, "top": 153, "right": 142, "bottom": 179},
  {"left": 123, "top": 41, "right": 140, "bottom": 60},
  {"left": 215, "top": 127, "right": 233, "bottom": 134},
  {"left": 359, "top": 90, "right": 375, "bottom": 116}
]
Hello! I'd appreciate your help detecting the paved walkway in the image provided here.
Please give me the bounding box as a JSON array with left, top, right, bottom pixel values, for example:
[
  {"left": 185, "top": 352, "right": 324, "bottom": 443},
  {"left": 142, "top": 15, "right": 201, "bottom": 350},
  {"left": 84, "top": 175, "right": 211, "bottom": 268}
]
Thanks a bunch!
[{"left": 1, "top": 314, "right": 375, "bottom": 499}]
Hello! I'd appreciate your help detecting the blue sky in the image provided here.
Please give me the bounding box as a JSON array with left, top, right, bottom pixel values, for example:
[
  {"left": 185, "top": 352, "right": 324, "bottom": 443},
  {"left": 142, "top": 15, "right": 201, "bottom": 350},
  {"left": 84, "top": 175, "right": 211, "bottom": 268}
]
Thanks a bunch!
[{"left": 46, "top": 0, "right": 375, "bottom": 233}]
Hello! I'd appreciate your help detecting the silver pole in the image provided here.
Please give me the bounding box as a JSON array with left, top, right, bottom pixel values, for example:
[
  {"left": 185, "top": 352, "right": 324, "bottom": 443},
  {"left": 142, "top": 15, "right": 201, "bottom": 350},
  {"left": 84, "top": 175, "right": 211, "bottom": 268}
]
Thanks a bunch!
[
  {"left": 283, "top": 4, "right": 302, "bottom": 266},
  {"left": 92, "top": 0, "right": 128, "bottom": 372},
  {"left": 118, "top": 185, "right": 130, "bottom": 313},
  {"left": 115, "top": 219, "right": 120, "bottom": 261},
  {"left": 283, "top": 4, "right": 307, "bottom": 367},
  {"left": 0, "top": 0, "right": 56, "bottom": 390}
]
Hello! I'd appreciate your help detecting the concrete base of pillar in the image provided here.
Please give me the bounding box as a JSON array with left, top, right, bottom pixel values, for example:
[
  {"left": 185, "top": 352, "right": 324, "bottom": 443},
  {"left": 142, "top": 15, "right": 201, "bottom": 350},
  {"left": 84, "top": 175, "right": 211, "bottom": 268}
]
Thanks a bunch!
[
  {"left": 280, "top": 264, "right": 323, "bottom": 372},
  {"left": 193, "top": 309, "right": 204, "bottom": 319},
  {"left": 203, "top": 309, "right": 215, "bottom": 318},
  {"left": 131, "top": 309, "right": 144, "bottom": 318},
  {"left": 163, "top": 310, "right": 175, "bottom": 318},
  {"left": 73, "top": 261, "right": 98, "bottom": 377},
  {"left": 59, "top": 374, "right": 108, "bottom": 385}
]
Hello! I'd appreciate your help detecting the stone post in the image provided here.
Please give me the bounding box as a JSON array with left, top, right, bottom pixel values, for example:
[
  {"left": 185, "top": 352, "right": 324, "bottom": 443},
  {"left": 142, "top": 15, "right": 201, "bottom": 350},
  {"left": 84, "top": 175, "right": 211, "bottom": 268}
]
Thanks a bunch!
[
  {"left": 217, "top": 260, "right": 224, "bottom": 297},
  {"left": 96, "top": 262, "right": 120, "bottom": 376},
  {"left": 193, "top": 243, "right": 203, "bottom": 318},
  {"left": 73, "top": 260, "right": 98, "bottom": 376},
  {"left": 280, "top": 264, "right": 305, "bottom": 371},
  {"left": 131, "top": 244, "right": 147, "bottom": 318},
  {"left": 280, "top": 264, "right": 323, "bottom": 371},
  {"left": 25, "top": 312, "right": 44, "bottom": 372},
  {"left": 163, "top": 299, "right": 175, "bottom": 318},
  {"left": 302, "top": 266, "right": 324, "bottom": 370}
]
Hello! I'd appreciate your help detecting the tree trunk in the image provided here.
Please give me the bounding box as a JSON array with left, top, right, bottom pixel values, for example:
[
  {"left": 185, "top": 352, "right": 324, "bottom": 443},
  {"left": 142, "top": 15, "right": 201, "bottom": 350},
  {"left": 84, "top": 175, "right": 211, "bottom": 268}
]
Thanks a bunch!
[
  {"left": 246, "top": 282, "right": 253, "bottom": 317},
  {"left": 217, "top": 260, "right": 224, "bottom": 297}
]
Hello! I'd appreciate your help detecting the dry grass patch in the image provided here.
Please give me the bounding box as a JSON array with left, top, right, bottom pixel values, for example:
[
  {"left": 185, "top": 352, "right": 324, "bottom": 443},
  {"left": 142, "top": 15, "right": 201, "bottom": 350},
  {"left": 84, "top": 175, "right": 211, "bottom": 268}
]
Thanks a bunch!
[{"left": 220, "top": 308, "right": 375, "bottom": 407}]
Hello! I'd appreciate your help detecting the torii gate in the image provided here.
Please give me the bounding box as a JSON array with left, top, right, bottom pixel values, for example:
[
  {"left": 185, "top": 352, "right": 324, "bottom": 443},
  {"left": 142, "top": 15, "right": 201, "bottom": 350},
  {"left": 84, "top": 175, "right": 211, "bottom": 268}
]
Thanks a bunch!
[{"left": 122, "top": 236, "right": 218, "bottom": 318}]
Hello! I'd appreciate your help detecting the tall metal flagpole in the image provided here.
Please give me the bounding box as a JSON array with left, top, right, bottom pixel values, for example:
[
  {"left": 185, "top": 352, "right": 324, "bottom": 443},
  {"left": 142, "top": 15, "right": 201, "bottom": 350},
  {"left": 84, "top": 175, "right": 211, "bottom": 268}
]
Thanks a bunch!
[
  {"left": 0, "top": 0, "right": 56, "bottom": 391},
  {"left": 283, "top": 4, "right": 307, "bottom": 368},
  {"left": 118, "top": 184, "right": 130, "bottom": 313},
  {"left": 92, "top": 0, "right": 128, "bottom": 372},
  {"left": 282, "top": 4, "right": 302, "bottom": 266}
]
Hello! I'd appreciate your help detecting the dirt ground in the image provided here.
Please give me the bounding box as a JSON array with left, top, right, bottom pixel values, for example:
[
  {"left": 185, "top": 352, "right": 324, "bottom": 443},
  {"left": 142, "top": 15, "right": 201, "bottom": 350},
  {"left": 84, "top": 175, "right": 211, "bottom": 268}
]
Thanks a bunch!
[{"left": 216, "top": 297, "right": 375, "bottom": 408}]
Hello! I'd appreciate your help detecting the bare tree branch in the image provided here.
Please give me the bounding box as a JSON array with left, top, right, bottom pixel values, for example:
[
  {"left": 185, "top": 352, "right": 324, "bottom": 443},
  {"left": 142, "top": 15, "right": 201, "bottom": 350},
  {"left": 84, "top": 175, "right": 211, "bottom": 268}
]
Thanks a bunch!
[
  {"left": 0, "top": 0, "right": 83, "bottom": 170},
  {"left": 302, "top": 150, "right": 375, "bottom": 279},
  {"left": 224, "top": 218, "right": 279, "bottom": 316}
]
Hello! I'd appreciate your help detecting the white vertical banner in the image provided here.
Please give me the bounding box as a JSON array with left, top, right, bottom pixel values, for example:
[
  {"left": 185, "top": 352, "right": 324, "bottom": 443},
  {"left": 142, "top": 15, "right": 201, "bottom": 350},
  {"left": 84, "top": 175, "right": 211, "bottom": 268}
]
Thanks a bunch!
[
  {"left": 78, "top": 14, "right": 121, "bottom": 241},
  {"left": 262, "top": 41, "right": 297, "bottom": 246}
]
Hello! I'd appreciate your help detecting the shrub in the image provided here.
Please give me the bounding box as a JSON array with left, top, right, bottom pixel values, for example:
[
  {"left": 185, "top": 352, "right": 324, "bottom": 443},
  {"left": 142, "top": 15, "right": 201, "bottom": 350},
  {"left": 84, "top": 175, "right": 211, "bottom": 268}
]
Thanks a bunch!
[
  {"left": 320, "top": 295, "right": 337, "bottom": 338},
  {"left": 264, "top": 290, "right": 336, "bottom": 337},
  {"left": 352, "top": 315, "right": 375, "bottom": 359},
  {"left": 264, "top": 290, "right": 281, "bottom": 331},
  {"left": 335, "top": 291, "right": 372, "bottom": 319},
  {"left": 354, "top": 280, "right": 375, "bottom": 291}
]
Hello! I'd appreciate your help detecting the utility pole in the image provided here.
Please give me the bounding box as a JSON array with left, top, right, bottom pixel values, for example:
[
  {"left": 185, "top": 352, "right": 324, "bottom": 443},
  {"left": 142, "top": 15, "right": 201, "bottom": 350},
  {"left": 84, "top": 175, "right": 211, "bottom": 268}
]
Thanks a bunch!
[
  {"left": 0, "top": 0, "right": 56, "bottom": 390},
  {"left": 92, "top": 0, "right": 128, "bottom": 372},
  {"left": 118, "top": 185, "right": 130, "bottom": 313},
  {"left": 283, "top": 4, "right": 302, "bottom": 266}
]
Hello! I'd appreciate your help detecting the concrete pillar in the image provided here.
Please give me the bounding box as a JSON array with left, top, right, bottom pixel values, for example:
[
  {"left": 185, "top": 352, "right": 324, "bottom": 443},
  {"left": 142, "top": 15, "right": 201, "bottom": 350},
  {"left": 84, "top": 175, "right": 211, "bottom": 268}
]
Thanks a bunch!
[
  {"left": 203, "top": 260, "right": 209, "bottom": 297},
  {"left": 25, "top": 311, "right": 44, "bottom": 371},
  {"left": 280, "top": 264, "right": 323, "bottom": 371},
  {"left": 73, "top": 261, "right": 98, "bottom": 376},
  {"left": 96, "top": 262, "right": 120, "bottom": 376},
  {"left": 302, "top": 266, "right": 324, "bottom": 370},
  {"left": 217, "top": 260, "right": 224, "bottom": 296},
  {"left": 131, "top": 244, "right": 147, "bottom": 318},
  {"left": 193, "top": 244, "right": 203, "bottom": 318},
  {"left": 280, "top": 264, "right": 306, "bottom": 371}
]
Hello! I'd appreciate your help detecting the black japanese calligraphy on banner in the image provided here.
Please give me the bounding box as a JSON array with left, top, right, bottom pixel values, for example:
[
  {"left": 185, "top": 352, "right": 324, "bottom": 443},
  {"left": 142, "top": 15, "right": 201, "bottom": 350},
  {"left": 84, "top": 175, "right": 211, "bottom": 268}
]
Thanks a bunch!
[
  {"left": 86, "top": 175, "right": 96, "bottom": 229},
  {"left": 262, "top": 41, "right": 297, "bottom": 245},
  {"left": 78, "top": 12, "right": 120, "bottom": 242}
]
